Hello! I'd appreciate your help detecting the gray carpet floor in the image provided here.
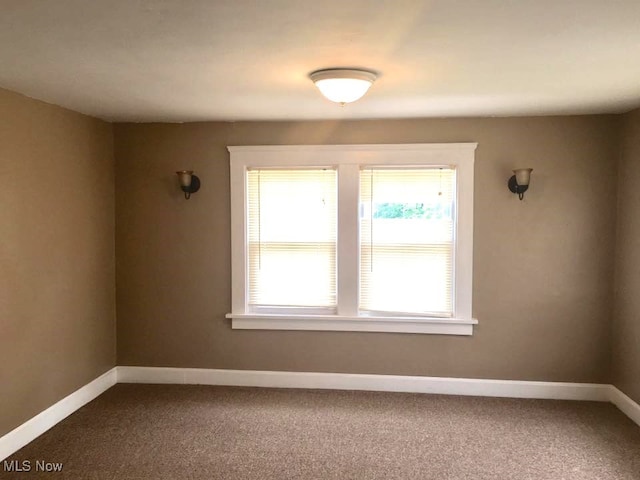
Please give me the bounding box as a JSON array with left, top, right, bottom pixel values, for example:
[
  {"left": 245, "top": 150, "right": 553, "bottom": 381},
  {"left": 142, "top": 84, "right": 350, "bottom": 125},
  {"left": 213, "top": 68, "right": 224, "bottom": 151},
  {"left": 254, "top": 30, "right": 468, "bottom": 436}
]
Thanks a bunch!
[{"left": 3, "top": 384, "right": 640, "bottom": 479}]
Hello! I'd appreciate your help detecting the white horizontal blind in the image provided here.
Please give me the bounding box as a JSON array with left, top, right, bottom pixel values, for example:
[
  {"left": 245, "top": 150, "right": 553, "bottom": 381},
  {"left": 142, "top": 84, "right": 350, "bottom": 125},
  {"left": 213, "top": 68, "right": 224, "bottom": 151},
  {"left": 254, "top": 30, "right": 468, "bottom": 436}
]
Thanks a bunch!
[
  {"left": 359, "top": 168, "right": 455, "bottom": 316},
  {"left": 247, "top": 168, "right": 337, "bottom": 309}
]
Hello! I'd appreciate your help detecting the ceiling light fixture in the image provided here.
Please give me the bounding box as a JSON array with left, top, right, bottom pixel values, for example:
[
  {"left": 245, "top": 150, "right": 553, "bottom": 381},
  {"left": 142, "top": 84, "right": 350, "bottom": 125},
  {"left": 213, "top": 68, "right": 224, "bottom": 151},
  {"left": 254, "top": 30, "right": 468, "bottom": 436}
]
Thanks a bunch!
[{"left": 309, "top": 68, "right": 377, "bottom": 105}]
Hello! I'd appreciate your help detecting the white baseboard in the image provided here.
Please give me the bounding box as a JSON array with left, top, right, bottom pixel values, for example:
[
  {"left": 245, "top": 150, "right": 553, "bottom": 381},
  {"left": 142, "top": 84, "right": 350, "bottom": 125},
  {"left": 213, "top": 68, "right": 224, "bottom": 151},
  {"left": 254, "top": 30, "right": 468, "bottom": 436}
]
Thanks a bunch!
[
  {"left": 116, "top": 366, "right": 611, "bottom": 402},
  {"left": 3, "top": 367, "right": 638, "bottom": 462},
  {"left": 609, "top": 386, "right": 640, "bottom": 427},
  {"left": 0, "top": 368, "right": 117, "bottom": 461}
]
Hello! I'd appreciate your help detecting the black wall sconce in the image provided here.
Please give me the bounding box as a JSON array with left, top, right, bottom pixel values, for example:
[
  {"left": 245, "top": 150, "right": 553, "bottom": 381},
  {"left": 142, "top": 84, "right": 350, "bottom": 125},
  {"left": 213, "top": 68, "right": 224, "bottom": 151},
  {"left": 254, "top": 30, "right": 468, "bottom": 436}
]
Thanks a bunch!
[
  {"left": 508, "top": 168, "right": 533, "bottom": 200},
  {"left": 176, "top": 170, "right": 201, "bottom": 199}
]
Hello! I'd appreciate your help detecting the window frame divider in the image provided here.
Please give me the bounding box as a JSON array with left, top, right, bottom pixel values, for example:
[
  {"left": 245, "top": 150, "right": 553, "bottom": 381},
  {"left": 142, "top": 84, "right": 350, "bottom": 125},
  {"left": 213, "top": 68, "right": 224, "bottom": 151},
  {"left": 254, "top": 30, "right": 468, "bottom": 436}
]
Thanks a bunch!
[{"left": 337, "top": 164, "right": 360, "bottom": 317}]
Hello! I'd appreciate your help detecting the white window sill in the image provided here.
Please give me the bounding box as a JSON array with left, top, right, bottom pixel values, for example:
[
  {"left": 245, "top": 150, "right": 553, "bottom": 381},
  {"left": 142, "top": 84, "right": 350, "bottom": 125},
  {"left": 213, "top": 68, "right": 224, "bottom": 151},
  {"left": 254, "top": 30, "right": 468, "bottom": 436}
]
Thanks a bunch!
[{"left": 225, "top": 313, "right": 478, "bottom": 335}]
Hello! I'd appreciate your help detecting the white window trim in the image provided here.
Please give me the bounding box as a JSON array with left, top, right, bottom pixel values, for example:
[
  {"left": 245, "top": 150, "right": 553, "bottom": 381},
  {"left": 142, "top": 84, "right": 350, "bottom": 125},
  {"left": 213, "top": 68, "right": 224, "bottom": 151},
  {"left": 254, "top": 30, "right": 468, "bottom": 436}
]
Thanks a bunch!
[{"left": 227, "top": 143, "right": 478, "bottom": 335}]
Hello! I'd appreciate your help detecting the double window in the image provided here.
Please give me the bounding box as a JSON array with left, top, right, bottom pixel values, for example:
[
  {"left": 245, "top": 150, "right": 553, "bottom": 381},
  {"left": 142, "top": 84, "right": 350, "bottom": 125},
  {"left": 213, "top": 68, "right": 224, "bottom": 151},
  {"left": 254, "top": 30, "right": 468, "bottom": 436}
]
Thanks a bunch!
[{"left": 228, "top": 144, "right": 477, "bottom": 335}]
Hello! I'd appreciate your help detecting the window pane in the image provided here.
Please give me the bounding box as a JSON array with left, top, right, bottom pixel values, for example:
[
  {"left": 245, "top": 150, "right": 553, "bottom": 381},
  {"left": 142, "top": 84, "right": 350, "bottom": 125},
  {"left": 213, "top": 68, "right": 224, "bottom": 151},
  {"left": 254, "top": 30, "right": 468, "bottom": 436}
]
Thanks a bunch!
[
  {"left": 360, "top": 168, "right": 455, "bottom": 316},
  {"left": 247, "top": 169, "right": 337, "bottom": 308}
]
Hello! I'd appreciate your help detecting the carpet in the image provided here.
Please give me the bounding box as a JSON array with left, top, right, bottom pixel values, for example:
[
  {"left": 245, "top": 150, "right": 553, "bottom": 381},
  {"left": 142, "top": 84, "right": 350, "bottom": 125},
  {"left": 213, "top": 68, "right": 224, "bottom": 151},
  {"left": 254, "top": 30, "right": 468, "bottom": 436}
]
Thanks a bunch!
[{"left": 3, "top": 384, "right": 640, "bottom": 479}]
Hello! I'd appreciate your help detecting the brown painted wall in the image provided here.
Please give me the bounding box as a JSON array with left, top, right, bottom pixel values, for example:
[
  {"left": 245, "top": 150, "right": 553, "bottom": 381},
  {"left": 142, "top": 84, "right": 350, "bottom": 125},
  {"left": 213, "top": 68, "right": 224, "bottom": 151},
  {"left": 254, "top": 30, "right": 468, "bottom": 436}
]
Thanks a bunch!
[
  {"left": 0, "top": 89, "right": 116, "bottom": 436},
  {"left": 115, "top": 116, "right": 619, "bottom": 383},
  {"left": 612, "top": 108, "right": 640, "bottom": 403}
]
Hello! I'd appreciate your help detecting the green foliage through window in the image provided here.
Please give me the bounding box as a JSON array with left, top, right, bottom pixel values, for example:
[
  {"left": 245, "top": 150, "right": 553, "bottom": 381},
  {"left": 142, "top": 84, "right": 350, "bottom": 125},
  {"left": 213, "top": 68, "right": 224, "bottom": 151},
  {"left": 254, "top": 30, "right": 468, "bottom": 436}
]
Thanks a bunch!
[{"left": 372, "top": 202, "right": 451, "bottom": 220}]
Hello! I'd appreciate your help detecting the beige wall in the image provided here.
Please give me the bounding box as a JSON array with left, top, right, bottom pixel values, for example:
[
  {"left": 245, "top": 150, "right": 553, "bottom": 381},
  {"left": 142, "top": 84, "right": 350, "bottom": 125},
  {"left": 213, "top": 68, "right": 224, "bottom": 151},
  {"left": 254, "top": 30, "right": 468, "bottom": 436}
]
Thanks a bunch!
[
  {"left": 0, "top": 87, "right": 630, "bottom": 438},
  {"left": 115, "top": 116, "right": 619, "bottom": 383},
  {"left": 0, "top": 89, "right": 116, "bottom": 436},
  {"left": 612, "top": 108, "right": 640, "bottom": 404}
]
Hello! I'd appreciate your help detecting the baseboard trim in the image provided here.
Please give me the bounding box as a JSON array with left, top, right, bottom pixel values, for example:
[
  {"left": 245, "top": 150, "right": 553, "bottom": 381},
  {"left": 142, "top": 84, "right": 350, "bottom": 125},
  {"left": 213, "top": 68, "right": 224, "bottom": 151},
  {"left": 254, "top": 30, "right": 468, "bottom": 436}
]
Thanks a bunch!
[
  {"left": 3, "top": 367, "right": 637, "bottom": 462},
  {"left": 0, "top": 368, "right": 117, "bottom": 461},
  {"left": 116, "top": 366, "right": 611, "bottom": 402},
  {"left": 609, "top": 386, "right": 640, "bottom": 427}
]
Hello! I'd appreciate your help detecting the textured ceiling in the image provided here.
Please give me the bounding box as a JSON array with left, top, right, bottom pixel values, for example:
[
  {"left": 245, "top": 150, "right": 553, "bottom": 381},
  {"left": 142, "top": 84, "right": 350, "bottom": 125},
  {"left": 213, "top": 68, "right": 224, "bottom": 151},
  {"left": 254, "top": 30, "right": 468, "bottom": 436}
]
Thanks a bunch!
[{"left": 0, "top": 0, "right": 639, "bottom": 122}]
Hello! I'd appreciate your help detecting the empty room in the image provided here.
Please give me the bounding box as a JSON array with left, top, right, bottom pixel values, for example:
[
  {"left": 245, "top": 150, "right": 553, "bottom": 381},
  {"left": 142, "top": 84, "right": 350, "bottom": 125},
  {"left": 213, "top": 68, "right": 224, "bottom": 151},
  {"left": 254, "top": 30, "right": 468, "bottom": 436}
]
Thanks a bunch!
[{"left": 1, "top": 1, "right": 640, "bottom": 478}]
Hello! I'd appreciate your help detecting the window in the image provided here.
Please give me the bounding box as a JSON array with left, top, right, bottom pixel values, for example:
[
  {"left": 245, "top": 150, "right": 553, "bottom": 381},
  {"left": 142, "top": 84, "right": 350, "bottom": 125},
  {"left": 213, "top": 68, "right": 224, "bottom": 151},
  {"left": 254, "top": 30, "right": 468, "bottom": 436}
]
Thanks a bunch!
[
  {"left": 247, "top": 168, "right": 337, "bottom": 312},
  {"left": 359, "top": 168, "right": 455, "bottom": 317},
  {"left": 227, "top": 144, "right": 477, "bottom": 335}
]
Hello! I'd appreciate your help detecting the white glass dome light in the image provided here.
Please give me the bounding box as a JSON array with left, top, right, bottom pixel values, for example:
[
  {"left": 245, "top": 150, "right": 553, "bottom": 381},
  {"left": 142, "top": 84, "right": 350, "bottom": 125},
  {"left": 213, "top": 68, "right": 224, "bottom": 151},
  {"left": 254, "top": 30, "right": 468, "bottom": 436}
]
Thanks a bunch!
[{"left": 309, "top": 68, "right": 377, "bottom": 105}]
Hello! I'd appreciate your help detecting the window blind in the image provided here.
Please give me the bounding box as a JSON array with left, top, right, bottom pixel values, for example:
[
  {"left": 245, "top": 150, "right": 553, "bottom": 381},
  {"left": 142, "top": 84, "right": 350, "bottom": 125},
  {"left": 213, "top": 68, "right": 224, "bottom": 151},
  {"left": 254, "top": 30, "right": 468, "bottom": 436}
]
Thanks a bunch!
[
  {"left": 359, "top": 168, "right": 455, "bottom": 316},
  {"left": 247, "top": 168, "right": 337, "bottom": 309}
]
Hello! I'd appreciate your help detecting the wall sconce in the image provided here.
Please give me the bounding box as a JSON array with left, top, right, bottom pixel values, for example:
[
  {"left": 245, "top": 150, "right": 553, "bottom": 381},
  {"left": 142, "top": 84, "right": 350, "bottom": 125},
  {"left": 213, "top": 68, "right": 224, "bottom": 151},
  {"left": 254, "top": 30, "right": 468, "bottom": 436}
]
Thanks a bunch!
[
  {"left": 508, "top": 168, "right": 533, "bottom": 200},
  {"left": 176, "top": 170, "right": 200, "bottom": 199}
]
